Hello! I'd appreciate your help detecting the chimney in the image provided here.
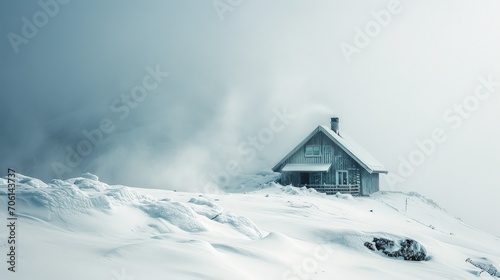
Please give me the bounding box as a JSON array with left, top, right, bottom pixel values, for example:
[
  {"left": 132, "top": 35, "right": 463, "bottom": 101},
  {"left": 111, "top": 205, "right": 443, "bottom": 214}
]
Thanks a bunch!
[{"left": 330, "top": 117, "right": 339, "bottom": 134}]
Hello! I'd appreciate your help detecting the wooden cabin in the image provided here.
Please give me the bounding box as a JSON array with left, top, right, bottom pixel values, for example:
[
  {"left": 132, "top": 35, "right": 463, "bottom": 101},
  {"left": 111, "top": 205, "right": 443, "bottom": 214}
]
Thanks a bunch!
[{"left": 272, "top": 118, "right": 388, "bottom": 196}]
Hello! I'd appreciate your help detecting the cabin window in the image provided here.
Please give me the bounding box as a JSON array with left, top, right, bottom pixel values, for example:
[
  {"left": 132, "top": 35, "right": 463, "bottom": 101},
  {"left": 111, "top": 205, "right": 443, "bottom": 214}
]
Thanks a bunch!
[
  {"left": 336, "top": 170, "right": 348, "bottom": 185},
  {"left": 305, "top": 145, "right": 321, "bottom": 157},
  {"left": 311, "top": 173, "right": 321, "bottom": 184}
]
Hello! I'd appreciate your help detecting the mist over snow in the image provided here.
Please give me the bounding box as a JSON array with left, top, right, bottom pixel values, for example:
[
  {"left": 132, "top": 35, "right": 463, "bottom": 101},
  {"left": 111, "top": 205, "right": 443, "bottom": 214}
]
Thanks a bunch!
[{"left": 1, "top": 0, "right": 500, "bottom": 239}]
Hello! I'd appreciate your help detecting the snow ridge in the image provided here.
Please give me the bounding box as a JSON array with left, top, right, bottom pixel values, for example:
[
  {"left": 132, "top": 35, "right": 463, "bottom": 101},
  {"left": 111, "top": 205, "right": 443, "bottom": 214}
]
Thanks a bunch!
[{"left": 0, "top": 174, "right": 262, "bottom": 238}]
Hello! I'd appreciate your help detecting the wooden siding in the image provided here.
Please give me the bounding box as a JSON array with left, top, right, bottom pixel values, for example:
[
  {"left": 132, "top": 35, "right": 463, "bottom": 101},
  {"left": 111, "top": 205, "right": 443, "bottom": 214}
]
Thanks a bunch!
[{"left": 360, "top": 169, "right": 379, "bottom": 195}]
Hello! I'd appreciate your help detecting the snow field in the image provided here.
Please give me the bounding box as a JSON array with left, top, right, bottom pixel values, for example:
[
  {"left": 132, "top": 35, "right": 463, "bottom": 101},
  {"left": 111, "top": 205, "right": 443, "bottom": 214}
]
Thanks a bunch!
[{"left": 0, "top": 174, "right": 499, "bottom": 279}]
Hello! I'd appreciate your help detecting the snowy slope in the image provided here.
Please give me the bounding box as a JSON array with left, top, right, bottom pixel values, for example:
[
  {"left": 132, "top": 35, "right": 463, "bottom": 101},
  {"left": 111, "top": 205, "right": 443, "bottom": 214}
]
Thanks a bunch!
[{"left": 0, "top": 174, "right": 499, "bottom": 280}]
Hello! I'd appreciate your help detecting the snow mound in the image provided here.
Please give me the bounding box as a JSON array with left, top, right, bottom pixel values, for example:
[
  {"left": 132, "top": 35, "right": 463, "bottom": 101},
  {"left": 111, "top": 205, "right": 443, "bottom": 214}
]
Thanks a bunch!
[
  {"left": 1, "top": 173, "right": 49, "bottom": 188},
  {"left": 188, "top": 196, "right": 224, "bottom": 218},
  {"left": 0, "top": 174, "right": 202, "bottom": 232},
  {"left": 66, "top": 177, "right": 110, "bottom": 192},
  {"left": 81, "top": 172, "right": 99, "bottom": 181},
  {"left": 11, "top": 177, "right": 154, "bottom": 215},
  {"left": 213, "top": 212, "right": 263, "bottom": 240},
  {"left": 335, "top": 192, "right": 354, "bottom": 200},
  {"left": 21, "top": 182, "right": 115, "bottom": 214},
  {"left": 0, "top": 174, "right": 265, "bottom": 237},
  {"left": 139, "top": 201, "right": 207, "bottom": 232},
  {"left": 278, "top": 184, "right": 323, "bottom": 196},
  {"left": 188, "top": 196, "right": 263, "bottom": 239}
]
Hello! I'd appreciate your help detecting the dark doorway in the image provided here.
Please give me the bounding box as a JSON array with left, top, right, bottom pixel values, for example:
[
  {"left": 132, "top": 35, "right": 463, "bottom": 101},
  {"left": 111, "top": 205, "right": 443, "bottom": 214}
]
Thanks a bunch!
[{"left": 300, "top": 173, "right": 309, "bottom": 185}]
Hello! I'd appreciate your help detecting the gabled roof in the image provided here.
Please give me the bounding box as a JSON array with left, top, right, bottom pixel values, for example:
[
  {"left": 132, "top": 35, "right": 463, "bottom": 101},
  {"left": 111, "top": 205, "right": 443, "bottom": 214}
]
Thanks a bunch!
[{"left": 272, "top": 125, "right": 388, "bottom": 174}]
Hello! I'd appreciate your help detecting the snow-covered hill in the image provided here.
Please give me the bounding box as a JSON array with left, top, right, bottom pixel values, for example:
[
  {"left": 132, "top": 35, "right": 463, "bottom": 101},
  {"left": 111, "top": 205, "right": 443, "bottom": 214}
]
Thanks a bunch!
[{"left": 0, "top": 174, "right": 499, "bottom": 280}]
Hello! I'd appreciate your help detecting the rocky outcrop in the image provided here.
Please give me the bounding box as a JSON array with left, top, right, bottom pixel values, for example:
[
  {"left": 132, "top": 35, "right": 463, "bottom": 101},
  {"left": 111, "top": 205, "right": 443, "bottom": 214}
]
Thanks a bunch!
[{"left": 364, "top": 237, "right": 427, "bottom": 261}]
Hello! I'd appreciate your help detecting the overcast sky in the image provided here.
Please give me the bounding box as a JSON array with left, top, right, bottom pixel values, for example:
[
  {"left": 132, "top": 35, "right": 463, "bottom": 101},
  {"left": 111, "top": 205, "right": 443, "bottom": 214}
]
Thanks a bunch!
[{"left": 1, "top": 0, "right": 499, "bottom": 236}]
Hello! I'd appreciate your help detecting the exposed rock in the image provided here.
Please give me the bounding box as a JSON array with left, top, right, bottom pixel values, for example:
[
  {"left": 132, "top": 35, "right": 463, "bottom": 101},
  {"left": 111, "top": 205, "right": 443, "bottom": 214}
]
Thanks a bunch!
[{"left": 364, "top": 237, "right": 427, "bottom": 261}]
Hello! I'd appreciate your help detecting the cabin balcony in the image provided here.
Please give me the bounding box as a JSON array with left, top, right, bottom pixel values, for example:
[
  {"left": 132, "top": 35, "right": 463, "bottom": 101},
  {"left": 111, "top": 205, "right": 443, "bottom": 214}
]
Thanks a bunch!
[{"left": 301, "top": 184, "right": 360, "bottom": 196}]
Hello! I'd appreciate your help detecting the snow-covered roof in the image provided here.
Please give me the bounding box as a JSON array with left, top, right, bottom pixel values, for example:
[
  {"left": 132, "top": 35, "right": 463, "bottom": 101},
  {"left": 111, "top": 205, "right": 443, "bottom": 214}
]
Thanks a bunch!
[
  {"left": 281, "top": 163, "right": 332, "bottom": 172},
  {"left": 272, "top": 125, "right": 388, "bottom": 174},
  {"left": 319, "top": 125, "right": 387, "bottom": 173}
]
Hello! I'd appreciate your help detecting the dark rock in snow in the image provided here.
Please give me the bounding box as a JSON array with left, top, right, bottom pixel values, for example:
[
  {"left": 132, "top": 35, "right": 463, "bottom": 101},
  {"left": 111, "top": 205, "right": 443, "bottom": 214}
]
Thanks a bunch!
[
  {"left": 364, "top": 237, "right": 427, "bottom": 261},
  {"left": 373, "top": 237, "right": 395, "bottom": 251},
  {"left": 364, "top": 242, "right": 375, "bottom": 251},
  {"left": 399, "top": 239, "right": 427, "bottom": 261}
]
